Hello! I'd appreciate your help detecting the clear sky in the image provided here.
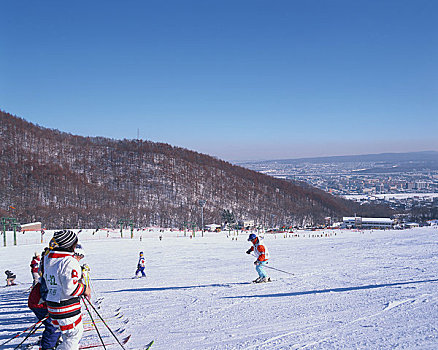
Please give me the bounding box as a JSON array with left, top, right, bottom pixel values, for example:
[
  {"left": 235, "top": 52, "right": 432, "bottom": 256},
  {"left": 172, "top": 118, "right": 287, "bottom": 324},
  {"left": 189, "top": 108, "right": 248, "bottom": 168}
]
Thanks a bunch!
[{"left": 1, "top": 0, "right": 437, "bottom": 161}]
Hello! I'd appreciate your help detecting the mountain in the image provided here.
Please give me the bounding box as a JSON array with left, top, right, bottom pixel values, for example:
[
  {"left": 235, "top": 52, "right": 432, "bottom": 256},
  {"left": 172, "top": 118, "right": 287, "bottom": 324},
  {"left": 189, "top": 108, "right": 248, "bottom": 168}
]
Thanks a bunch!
[{"left": 0, "top": 111, "right": 389, "bottom": 228}]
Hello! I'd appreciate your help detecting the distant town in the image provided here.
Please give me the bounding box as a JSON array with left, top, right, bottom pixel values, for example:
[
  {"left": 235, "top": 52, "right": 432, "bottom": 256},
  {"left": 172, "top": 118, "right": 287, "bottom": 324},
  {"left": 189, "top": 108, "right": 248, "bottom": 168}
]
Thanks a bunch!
[{"left": 238, "top": 151, "right": 438, "bottom": 213}]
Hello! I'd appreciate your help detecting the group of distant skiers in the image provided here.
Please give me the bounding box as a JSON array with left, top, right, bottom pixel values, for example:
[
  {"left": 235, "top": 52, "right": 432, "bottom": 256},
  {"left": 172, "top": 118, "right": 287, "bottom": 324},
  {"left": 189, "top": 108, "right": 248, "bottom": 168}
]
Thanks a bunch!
[
  {"left": 7, "top": 230, "right": 269, "bottom": 350},
  {"left": 133, "top": 232, "right": 270, "bottom": 282}
]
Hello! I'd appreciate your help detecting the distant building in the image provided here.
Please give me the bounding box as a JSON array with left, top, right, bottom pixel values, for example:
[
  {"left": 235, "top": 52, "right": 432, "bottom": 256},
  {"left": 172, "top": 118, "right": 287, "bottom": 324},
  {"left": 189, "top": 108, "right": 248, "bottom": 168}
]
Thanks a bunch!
[
  {"left": 20, "top": 222, "right": 42, "bottom": 231},
  {"left": 238, "top": 220, "right": 255, "bottom": 229},
  {"left": 205, "top": 224, "right": 221, "bottom": 232},
  {"left": 342, "top": 217, "right": 393, "bottom": 229},
  {"left": 415, "top": 181, "right": 428, "bottom": 190},
  {"left": 405, "top": 222, "right": 420, "bottom": 229},
  {"left": 406, "top": 182, "right": 415, "bottom": 190}
]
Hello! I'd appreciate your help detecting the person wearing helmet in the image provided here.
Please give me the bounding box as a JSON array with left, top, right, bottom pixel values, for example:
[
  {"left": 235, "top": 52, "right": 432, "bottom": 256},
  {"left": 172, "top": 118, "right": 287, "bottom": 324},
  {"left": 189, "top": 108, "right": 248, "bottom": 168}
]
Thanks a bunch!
[
  {"left": 73, "top": 243, "right": 86, "bottom": 261},
  {"left": 135, "top": 251, "right": 146, "bottom": 278},
  {"left": 74, "top": 243, "right": 91, "bottom": 290},
  {"left": 246, "top": 234, "right": 270, "bottom": 283}
]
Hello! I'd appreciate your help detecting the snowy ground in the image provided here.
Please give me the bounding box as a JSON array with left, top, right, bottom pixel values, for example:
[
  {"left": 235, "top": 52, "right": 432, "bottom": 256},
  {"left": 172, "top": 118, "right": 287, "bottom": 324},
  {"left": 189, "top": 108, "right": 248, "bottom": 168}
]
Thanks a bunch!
[{"left": 1, "top": 227, "right": 438, "bottom": 349}]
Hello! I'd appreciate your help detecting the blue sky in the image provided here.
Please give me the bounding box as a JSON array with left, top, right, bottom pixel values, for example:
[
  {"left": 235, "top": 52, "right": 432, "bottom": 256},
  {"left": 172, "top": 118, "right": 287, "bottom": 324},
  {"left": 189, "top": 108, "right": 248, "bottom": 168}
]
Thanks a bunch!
[{"left": 1, "top": 0, "right": 437, "bottom": 161}]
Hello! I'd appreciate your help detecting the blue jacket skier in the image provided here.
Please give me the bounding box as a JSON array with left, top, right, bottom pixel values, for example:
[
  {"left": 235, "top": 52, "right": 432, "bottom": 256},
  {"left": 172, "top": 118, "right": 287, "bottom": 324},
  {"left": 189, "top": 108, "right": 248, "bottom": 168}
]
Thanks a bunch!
[{"left": 135, "top": 252, "right": 146, "bottom": 277}]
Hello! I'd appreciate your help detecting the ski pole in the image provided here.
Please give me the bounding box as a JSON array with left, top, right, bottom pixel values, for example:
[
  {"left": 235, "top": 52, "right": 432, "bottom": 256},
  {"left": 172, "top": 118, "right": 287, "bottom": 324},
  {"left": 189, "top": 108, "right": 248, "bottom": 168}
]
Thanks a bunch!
[
  {"left": 13, "top": 317, "right": 45, "bottom": 350},
  {"left": 83, "top": 265, "right": 96, "bottom": 295},
  {"left": 82, "top": 297, "right": 106, "bottom": 350},
  {"left": 83, "top": 297, "right": 127, "bottom": 350},
  {"left": 263, "top": 265, "right": 294, "bottom": 276},
  {"left": 250, "top": 254, "right": 294, "bottom": 276},
  {"left": 0, "top": 316, "right": 47, "bottom": 347}
]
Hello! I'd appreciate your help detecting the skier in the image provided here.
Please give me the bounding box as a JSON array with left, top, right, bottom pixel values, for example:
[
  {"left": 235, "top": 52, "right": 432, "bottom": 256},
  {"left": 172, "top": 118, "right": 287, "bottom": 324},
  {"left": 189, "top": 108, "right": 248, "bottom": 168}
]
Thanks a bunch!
[
  {"left": 30, "top": 252, "right": 41, "bottom": 287},
  {"left": 73, "top": 243, "right": 85, "bottom": 261},
  {"left": 73, "top": 243, "right": 90, "bottom": 288},
  {"left": 43, "top": 230, "right": 91, "bottom": 350},
  {"left": 5, "top": 270, "right": 17, "bottom": 286},
  {"left": 28, "top": 280, "right": 61, "bottom": 350},
  {"left": 246, "top": 233, "right": 270, "bottom": 283},
  {"left": 135, "top": 251, "right": 146, "bottom": 278}
]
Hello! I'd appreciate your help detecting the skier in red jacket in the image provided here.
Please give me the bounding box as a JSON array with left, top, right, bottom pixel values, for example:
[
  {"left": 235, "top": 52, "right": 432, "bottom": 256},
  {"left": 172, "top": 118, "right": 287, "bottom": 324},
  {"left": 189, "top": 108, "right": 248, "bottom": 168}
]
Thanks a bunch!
[
  {"left": 246, "top": 233, "right": 271, "bottom": 283},
  {"left": 30, "top": 252, "right": 41, "bottom": 287}
]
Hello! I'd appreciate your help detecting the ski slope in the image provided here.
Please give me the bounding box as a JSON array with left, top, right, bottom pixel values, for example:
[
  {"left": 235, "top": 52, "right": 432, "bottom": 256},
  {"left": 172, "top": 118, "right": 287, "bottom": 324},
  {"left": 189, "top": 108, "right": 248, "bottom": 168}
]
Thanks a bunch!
[{"left": 1, "top": 227, "right": 438, "bottom": 349}]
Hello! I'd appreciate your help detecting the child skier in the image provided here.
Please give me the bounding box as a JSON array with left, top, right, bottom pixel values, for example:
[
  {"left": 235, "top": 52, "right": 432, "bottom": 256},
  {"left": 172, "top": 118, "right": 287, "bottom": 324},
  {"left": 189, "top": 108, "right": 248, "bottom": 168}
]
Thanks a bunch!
[
  {"left": 246, "top": 233, "right": 271, "bottom": 283},
  {"left": 73, "top": 243, "right": 85, "bottom": 261},
  {"left": 135, "top": 251, "right": 146, "bottom": 278},
  {"left": 30, "top": 252, "right": 41, "bottom": 287},
  {"left": 73, "top": 243, "right": 90, "bottom": 289},
  {"left": 5, "top": 270, "right": 17, "bottom": 286}
]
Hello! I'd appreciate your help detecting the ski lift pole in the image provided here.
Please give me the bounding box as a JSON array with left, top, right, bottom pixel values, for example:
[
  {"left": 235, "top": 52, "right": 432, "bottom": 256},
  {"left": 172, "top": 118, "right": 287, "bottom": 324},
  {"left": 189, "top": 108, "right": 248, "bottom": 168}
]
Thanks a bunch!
[
  {"left": 1, "top": 217, "right": 7, "bottom": 247},
  {"left": 129, "top": 220, "right": 134, "bottom": 239},
  {"left": 118, "top": 219, "right": 125, "bottom": 238},
  {"left": 11, "top": 219, "right": 18, "bottom": 246}
]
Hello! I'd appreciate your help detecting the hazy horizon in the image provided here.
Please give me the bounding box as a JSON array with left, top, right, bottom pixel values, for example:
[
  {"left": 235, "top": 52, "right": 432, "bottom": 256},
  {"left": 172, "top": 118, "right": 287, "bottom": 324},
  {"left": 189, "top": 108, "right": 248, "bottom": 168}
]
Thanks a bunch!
[{"left": 4, "top": 110, "right": 437, "bottom": 163}]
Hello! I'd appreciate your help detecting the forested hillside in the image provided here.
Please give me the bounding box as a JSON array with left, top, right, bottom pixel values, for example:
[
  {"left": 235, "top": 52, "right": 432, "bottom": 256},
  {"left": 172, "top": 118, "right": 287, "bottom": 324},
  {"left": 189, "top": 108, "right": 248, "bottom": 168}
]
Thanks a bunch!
[{"left": 0, "top": 111, "right": 391, "bottom": 228}]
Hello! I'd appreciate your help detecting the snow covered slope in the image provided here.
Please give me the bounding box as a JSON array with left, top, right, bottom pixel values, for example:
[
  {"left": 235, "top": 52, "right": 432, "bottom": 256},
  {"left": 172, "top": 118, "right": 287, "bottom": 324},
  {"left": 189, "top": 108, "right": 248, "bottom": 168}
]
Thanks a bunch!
[{"left": 1, "top": 227, "right": 438, "bottom": 349}]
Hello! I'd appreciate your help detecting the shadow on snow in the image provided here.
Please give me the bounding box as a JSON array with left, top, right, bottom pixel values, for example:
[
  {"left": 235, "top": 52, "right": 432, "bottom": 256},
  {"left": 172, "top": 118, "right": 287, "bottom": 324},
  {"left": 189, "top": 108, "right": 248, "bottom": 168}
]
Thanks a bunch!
[
  {"left": 223, "top": 278, "right": 438, "bottom": 299},
  {"left": 106, "top": 281, "right": 250, "bottom": 293}
]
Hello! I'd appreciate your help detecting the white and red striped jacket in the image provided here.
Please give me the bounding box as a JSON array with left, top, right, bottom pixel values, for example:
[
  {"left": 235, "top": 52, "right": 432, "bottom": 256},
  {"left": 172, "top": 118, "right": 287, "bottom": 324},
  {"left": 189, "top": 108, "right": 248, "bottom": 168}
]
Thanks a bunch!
[{"left": 43, "top": 251, "right": 86, "bottom": 320}]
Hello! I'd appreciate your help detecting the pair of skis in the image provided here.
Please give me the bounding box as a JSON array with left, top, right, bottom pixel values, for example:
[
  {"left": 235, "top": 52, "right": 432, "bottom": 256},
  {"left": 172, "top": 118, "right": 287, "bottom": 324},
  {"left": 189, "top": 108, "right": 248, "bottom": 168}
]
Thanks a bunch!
[{"left": 252, "top": 277, "right": 272, "bottom": 283}]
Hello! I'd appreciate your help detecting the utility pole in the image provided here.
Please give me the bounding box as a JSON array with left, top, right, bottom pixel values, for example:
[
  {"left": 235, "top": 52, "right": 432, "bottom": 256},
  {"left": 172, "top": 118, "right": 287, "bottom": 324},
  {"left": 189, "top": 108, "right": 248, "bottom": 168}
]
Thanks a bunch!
[
  {"left": 199, "top": 200, "right": 206, "bottom": 237},
  {"left": 11, "top": 218, "right": 18, "bottom": 246},
  {"left": 118, "top": 219, "right": 126, "bottom": 238},
  {"left": 1, "top": 218, "right": 7, "bottom": 247},
  {"left": 129, "top": 220, "right": 134, "bottom": 239}
]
